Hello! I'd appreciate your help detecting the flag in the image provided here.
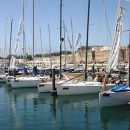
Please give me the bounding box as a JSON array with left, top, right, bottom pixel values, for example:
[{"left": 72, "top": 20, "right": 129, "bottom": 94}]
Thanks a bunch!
[{"left": 75, "top": 33, "right": 81, "bottom": 47}]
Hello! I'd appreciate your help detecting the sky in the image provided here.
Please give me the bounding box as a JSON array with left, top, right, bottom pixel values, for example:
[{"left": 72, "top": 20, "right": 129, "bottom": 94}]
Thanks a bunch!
[{"left": 0, "top": 0, "right": 130, "bottom": 57}]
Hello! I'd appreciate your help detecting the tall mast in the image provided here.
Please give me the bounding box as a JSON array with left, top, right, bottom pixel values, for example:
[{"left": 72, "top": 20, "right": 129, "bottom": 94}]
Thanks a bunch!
[
  {"left": 84, "top": 0, "right": 90, "bottom": 81},
  {"left": 71, "top": 17, "right": 75, "bottom": 65},
  {"left": 4, "top": 18, "right": 7, "bottom": 67},
  {"left": 128, "top": 30, "right": 130, "bottom": 87},
  {"left": 39, "top": 27, "right": 44, "bottom": 67},
  {"left": 60, "top": 0, "right": 63, "bottom": 79},
  {"left": 48, "top": 24, "right": 52, "bottom": 68},
  {"left": 22, "top": 0, "right": 25, "bottom": 64},
  {"left": 32, "top": 0, "right": 35, "bottom": 67},
  {"left": 63, "top": 20, "right": 67, "bottom": 68},
  {"left": 9, "top": 19, "right": 13, "bottom": 66}
]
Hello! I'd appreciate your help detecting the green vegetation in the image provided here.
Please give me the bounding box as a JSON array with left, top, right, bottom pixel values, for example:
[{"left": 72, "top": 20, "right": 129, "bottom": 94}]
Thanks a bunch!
[{"left": 35, "top": 51, "right": 72, "bottom": 57}]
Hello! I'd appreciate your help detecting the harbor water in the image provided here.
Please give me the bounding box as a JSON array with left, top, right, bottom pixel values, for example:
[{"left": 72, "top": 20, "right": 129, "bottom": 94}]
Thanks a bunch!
[{"left": 0, "top": 83, "right": 130, "bottom": 130}]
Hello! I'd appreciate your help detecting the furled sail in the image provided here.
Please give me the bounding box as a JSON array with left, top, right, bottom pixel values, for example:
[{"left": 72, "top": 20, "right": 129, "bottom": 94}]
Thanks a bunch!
[
  {"left": 10, "top": 55, "right": 16, "bottom": 68},
  {"left": 106, "top": 3, "right": 124, "bottom": 71},
  {"left": 10, "top": 18, "right": 23, "bottom": 68}
]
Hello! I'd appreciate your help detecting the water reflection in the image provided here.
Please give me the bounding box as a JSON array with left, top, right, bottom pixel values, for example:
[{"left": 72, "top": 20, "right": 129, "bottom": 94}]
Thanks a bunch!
[
  {"left": 4, "top": 86, "right": 100, "bottom": 130},
  {"left": 100, "top": 105, "right": 130, "bottom": 130},
  {"left": 1, "top": 83, "right": 130, "bottom": 130},
  {"left": 7, "top": 87, "right": 38, "bottom": 96},
  {"left": 6, "top": 87, "right": 99, "bottom": 110},
  {"left": 57, "top": 94, "right": 98, "bottom": 105},
  {"left": 0, "top": 83, "right": 6, "bottom": 87},
  {"left": 57, "top": 94, "right": 99, "bottom": 130}
]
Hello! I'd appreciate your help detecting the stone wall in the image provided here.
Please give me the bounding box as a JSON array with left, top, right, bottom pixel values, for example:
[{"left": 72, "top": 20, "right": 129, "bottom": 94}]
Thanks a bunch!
[
  {"left": 25, "top": 47, "right": 128, "bottom": 67},
  {"left": 71, "top": 47, "right": 128, "bottom": 64}
]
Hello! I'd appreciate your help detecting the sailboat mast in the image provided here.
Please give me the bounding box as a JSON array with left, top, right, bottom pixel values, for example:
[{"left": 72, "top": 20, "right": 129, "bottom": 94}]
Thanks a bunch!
[
  {"left": 63, "top": 20, "right": 67, "bottom": 68},
  {"left": 48, "top": 24, "right": 52, "bottom": 68},
  {"left": 22, "top": 0, "right": 25, "bottom": 64},
  {"left": 84, "top": 0, "right": 90, "bottom": 81},
  {"left": 32, "top": 0, "right": 35, "bottom": 67},
  {"left": 60, "top": 0, "right": 63, "bottom": 79},
  {"left": 128, "top": 30, "right": 130, "bottom": 87},
  {"left": 71, "top": 17, "right": 75, "bottom": 66},
  {"left": 4, "top": 18, "right": 7, "bottom": 67},
  {"left": 39, "top": 27, "right": 44, "bottom": 67},
  {"left": 9, "top": 19, "right": 13, "bottom": 66}
]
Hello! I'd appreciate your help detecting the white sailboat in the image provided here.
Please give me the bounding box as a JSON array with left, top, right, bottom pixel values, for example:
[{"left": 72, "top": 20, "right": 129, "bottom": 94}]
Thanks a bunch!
[
  {"left": 56, "top": 81, "right": 102, "bottom": 95},
  {"left": 99, "top": 2, "right": 130, "bottom": 107},
  {"left": 10, "top": 0, "right": 43, "bottom": 88},
  {"left": 99, "top": 85, "right": 130, "bottom": 107},
  {"left": 11, "top": 76, "right": 43, "bottom": 88},
  {"left": 56, "top": 0, "right": 114, "bottom": 95},
  {"left": 38, "top": 0, "right": 115, "bottom": 95},
  {"left": 38, "top": 77, "right": 115, "bottom": 94},
  {"left": 57, "top": 80, "right": 116, "bottom": 95}
]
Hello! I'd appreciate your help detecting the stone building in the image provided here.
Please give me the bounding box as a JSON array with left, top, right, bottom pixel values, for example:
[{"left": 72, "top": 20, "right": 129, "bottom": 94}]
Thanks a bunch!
[{"left": 18, "top": 46, "right": 128, "bottom": 67}]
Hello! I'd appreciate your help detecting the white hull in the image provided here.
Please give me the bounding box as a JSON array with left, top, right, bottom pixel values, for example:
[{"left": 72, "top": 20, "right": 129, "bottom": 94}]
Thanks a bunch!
[
  {"left": 99, "top": 90, "right": 130, "bottom": 107},
  {"left": 38, "top": 80, "right": 115, "bottom": 95},
  {"left": 57, "top": 81, "right": 102, "bottom": 95},
  {"left": 10, "top": 77, "right": 43, "bottom": 88},
  {"left": 0, "top": 74, "right": 6, "bottom": 83},
  {"left": 37, "top": 80, "right": 75, "bottom": 93},
  {"left": 38, "top": 82, "right": 52, "bottom": 93}
]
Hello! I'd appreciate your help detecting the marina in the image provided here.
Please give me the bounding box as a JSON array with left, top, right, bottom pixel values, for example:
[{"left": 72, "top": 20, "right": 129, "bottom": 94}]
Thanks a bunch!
[{"left": 0, "top": 0, "right": 130, "bottom": 129}]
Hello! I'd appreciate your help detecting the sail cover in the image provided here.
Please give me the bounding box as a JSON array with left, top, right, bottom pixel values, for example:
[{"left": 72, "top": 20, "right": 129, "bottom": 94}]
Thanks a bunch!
[
  {"left": 106, "top": 4, "right": 124, "bottom": 71},
  {"left": 10, "top": 18, "right": 23, "bottom": 68}
]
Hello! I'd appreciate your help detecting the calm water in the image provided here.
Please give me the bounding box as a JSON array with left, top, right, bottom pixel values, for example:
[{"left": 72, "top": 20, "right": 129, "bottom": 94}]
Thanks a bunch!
[{"left": 0, "top": 83, "right": 130, "bottom": 130}]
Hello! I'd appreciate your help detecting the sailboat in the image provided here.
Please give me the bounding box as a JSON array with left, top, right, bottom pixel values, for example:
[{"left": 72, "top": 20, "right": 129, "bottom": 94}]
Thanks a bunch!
[
  {"left": 38, "top": 0, "right": 67, "bottom": 93},
  {"left": 38, "top": 0, "right": 115, "bottom": 94},
  {"left": 10, "top": 0, "right": 43, "bottom": 88},
  {"left": 99, "top": 2, "right": 130, "bottom": 107},
  {"left": 56, "top": 0, "right": 116, "bottom": 95}
]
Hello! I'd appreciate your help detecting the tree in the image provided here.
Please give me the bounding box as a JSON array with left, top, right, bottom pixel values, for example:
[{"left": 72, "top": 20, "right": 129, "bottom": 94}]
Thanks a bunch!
[{"left": 26, "top": 55, "right": 33, "bottom": 60}]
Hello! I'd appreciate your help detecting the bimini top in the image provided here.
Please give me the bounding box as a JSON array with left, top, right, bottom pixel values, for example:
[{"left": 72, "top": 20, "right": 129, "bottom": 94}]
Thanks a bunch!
[{"left": 111, "top": 84, "right": 130, "bottom": 92}]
